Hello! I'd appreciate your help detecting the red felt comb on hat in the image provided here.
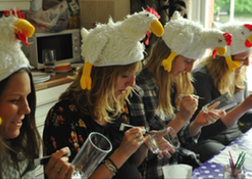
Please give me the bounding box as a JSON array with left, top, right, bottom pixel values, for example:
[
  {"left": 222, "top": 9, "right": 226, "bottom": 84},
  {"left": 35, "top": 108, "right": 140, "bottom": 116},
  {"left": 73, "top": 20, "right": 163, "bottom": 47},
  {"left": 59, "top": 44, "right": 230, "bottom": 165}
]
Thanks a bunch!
[{"left": 146, "top": 7, "right": 160, "bottom": 19}]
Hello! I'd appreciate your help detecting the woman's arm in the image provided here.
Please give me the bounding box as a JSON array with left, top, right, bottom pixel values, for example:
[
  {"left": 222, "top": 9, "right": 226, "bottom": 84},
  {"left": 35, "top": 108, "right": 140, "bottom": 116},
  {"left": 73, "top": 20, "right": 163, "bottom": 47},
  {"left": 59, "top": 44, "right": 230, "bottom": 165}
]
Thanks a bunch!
[
  {"left": 221, "top": 94, "right": 252, "bottom": 127},
  {"left": 131, "top": 138, "right": 149, "bottom": 167},
  {"left": 89, "top": 127, "right": 147, "bottom": 179},
  {"left": 166, "top": 95, "right": 198, "bottom": 133},
  {"left": 188, "top": 108, "right": 226, "bottom": 137}
]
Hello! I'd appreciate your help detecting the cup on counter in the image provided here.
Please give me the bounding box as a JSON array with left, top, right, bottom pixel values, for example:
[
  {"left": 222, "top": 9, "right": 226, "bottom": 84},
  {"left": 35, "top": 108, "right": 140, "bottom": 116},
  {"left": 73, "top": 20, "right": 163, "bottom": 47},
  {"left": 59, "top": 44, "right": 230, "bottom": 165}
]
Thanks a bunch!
[{"left": 42, "top": 49, "right": 56, "bottom": 76}]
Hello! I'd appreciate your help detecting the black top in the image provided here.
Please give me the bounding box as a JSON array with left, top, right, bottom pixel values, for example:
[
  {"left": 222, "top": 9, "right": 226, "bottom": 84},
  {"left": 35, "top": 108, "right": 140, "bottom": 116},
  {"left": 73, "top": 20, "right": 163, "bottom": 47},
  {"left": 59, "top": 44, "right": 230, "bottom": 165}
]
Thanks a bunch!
[
  {"left": 191, "top": 65, "right": 252, "bottom": 143},
  {"left": 43, "top": 98, "right": 142, "bottom": 179}
]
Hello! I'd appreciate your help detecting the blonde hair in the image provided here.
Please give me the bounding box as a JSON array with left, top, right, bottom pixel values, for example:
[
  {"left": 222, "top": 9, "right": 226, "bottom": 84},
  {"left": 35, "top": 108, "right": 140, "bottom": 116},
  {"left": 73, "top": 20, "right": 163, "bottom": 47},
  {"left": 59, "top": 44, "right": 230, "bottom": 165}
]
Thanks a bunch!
[
  {"left": 60, "top": 61, "right": 142, "bottom": 123},
  {"left": 200, "top": 55, "right": 246, "bottom": 95},
  {"left": 144, "top": 38, "right": 194, "bottom": 117}
]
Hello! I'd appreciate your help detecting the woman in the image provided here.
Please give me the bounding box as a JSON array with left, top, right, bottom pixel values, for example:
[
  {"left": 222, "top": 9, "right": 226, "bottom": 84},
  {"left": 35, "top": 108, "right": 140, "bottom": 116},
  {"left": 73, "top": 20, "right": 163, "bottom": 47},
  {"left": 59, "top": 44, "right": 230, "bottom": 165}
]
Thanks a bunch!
[
  {"left": 187, "top": 21, "right": 252, "bottom": 163},
  {"left": 129, "top": 11, "right": 228, "bottom": 179},
  {"left": 43, "top": 8, "right": 164, "bottom": 179},
  {"left": 0, "top": 9, "right": 73, "bottom": 178}
]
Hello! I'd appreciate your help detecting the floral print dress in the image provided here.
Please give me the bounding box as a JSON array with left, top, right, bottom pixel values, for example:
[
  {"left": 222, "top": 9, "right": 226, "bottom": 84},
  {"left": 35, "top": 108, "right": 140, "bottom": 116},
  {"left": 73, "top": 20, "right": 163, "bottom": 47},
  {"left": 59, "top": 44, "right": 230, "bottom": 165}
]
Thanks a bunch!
[{"left": 43, "top": 99, "right": 142, "bottom": 179}]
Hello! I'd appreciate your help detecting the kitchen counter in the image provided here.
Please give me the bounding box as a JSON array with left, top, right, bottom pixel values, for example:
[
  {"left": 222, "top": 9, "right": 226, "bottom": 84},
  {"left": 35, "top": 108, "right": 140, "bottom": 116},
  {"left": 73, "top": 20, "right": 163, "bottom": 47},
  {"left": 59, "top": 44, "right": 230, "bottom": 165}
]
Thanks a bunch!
[{"left": 34, "top": 70, "right": 77, "bottom": 91}]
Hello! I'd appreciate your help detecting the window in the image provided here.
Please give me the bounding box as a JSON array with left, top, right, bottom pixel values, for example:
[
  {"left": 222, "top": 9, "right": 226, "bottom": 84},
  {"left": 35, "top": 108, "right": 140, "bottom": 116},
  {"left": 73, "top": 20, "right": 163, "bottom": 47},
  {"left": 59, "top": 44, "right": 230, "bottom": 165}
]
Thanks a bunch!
[{"left": 190, "top": 0, "right": 252, "bottom": 93}]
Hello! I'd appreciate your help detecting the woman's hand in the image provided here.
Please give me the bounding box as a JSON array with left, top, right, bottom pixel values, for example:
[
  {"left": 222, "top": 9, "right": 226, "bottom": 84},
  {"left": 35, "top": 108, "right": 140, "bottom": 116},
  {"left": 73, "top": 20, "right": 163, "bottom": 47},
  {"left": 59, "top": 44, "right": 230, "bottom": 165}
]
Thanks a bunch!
[
  {"left": 146, "top": 129, "right": 176, "bottom": 159},
  {"left": 44, "top": 147, "right": 74, "bottom": 179},
  {"left": 117, "top": 127, "right": 147, "bottom": 157},
  {"left": 189, "top": 101, "right": 226, "bottom": 137},
  {"left": 177, "top": 95, "right": 198, "bottom": 122},
  {"left": 195, "top": 101, "right": 226, "bottom": 127}
]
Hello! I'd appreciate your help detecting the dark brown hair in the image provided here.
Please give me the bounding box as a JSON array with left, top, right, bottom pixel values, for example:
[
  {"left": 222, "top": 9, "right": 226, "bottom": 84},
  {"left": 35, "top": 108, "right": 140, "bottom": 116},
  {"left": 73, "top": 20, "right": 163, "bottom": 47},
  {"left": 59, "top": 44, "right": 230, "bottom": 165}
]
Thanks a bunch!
[{"left": 0, "top": 68, "right": 41, "bottom": 178}]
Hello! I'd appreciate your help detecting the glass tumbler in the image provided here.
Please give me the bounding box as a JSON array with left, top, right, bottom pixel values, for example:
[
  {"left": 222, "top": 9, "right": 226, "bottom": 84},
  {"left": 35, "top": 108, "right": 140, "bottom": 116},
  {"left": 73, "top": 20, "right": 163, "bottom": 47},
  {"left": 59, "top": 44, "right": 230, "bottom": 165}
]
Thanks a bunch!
[{"left": 71, "top": 132, "right": 112, "bottom": 179}]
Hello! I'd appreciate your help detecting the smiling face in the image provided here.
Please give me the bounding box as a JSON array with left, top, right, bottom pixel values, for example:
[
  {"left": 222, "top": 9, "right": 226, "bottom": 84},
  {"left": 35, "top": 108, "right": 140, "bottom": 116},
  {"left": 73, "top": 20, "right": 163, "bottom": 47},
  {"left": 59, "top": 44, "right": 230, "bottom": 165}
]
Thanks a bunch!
[
  {"left": 171, "top": 55, "right": 195, "bottom": 78},
  {"left": 233, "top": 51, "right": 251, "bottom": 74},
  {"left": 0, "top": 72, "right": 31, "bottom": 139}
]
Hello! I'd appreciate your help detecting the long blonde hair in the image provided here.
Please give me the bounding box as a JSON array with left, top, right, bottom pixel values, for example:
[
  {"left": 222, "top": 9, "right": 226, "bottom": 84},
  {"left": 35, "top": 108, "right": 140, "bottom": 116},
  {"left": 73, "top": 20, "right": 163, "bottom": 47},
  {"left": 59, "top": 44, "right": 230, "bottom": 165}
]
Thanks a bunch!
[
  {"left": 201, "top": 55, "right": 246, "bottom": 95},
  {"left": 144, "top": 38, "right": 194, "bottom": 117},
  {"left": 60, "top": 61, "right": 142, "bottom": 122}
]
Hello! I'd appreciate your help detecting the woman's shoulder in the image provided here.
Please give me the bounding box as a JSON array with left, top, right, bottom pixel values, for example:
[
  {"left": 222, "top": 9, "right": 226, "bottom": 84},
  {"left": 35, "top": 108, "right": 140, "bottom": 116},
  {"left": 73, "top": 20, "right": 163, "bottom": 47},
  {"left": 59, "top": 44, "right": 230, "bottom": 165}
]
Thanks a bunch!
[
  {"left": 136, "top": 69, "right": 157, "bottom": 91},
  {"left": 46, "top": 98, "right": 81, "bottom": 123},
  {"left": 50, "top": 99, "right": 77, "bottom": 112},
  {"left": 192, "top": 65, "right": 210, "bottom": 80},
  {"left": 192, "top": 64, "right": 208, "bottom": 75},
  {"left": 1, "top": 155, "right": 35, "bottom": 179}
]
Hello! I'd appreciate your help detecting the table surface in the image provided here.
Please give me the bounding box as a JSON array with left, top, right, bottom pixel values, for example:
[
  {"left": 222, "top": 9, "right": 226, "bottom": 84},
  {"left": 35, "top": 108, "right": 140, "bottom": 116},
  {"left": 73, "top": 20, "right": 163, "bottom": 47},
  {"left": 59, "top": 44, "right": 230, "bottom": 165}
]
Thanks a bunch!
[{"left": 191, "top": 129, "right": 252, "bottom": 179}]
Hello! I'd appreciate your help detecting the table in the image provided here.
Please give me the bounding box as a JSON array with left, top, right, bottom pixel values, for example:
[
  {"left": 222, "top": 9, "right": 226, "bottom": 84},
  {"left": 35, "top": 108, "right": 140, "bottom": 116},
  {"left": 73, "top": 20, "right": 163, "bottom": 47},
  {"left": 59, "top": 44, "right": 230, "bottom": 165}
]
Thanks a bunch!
[{"left": 191, "top": 128, "right": 252, "bottom": 179}]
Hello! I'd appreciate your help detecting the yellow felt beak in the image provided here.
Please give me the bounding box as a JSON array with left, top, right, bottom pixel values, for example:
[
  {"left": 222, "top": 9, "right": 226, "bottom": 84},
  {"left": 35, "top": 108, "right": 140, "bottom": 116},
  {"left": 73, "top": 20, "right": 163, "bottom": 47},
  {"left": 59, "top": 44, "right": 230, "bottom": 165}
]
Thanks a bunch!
[
  {"left": 246, "top": 34, "right": 252, "bottom": 44},
  {"left": 149, "top": 20, "right": 164, "bottom": 37},
  {"left": 0, "top": 116, "right": 2, "bottom": 125},
  {"left": 214, "top": 46, "right": 227, "bottom": 56},
  {"left": 14, "top": 19, "right": 35, "bottom": 38},
  {"left": 161, "top": 51, "right": 177, "bottom": 72},
  {"left": 80, "top": 62, "right": 93, "bottom": 90},
  {"left": 225, "top": 56, "right": 242, "bottom": 72}
]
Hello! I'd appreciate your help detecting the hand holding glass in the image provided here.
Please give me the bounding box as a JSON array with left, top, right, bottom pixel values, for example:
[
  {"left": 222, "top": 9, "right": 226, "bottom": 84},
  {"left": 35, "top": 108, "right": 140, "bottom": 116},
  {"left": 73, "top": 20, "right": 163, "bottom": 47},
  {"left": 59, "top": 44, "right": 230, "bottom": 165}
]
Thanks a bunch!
[
  {"left": 148, "top": 127, "right": 180, "bottom": 154},
  {"left": 71, "top": 132, "right": 112, "bottom": 179},
  {"left": 202, "top": 92, "right": 237, "bottom": 113}
]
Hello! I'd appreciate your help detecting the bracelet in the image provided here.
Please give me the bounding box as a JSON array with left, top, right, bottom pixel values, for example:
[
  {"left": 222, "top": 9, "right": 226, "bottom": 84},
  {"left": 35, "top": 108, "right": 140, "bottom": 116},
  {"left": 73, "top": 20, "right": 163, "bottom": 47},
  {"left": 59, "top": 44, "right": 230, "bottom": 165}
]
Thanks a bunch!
[
  {"left": 107, "top": 158, "right": 118, "bottom": 172},
  {"left": 104, "top": 160, "right": 116, "bottom": 176}
]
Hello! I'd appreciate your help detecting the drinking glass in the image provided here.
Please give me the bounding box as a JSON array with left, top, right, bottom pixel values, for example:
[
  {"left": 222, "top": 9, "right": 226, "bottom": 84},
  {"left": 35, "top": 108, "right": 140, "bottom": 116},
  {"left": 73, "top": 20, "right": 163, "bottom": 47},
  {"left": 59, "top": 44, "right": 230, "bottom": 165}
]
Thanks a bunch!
[
  {"left": 71, "top": 132, "right": 112, "bottom": 179},
  {"left": 202, "top": 92, "right": 237, "bottom": 113},
  {"left": 148, "top": 127, "right": 180, "bottom": 154},
  {"left": 42, "top": 49, "right": 56, "bottom": 75}
]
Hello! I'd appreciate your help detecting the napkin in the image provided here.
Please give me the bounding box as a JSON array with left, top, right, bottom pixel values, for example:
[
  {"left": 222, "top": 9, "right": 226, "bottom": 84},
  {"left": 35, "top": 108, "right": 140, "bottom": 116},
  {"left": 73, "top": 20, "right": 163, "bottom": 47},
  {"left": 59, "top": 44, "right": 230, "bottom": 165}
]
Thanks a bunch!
[{"left": 163, "top": 164, "right": 192, "bottom": 178}]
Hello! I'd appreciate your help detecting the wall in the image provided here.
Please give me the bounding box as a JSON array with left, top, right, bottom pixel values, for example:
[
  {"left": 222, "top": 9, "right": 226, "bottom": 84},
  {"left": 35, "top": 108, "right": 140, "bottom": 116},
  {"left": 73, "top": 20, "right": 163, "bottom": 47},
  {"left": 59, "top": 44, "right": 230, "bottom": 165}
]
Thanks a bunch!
[
  {"left": 79, "top": 0, "right": 130, "bottom": 29},
  {"left": 0, "top": 0, "right": 30, "bottom": 11}
]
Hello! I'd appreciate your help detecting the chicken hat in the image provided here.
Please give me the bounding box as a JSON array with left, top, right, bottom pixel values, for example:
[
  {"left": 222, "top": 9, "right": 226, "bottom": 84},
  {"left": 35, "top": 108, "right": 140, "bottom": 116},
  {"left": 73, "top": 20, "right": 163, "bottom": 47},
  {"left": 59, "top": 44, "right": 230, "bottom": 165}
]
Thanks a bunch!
[
  {"left": 161, "top": 11, "right": 232, "bottom": 72},
  {"left": 0, "top": 8, "right": 34, "bottom": 126},
  {"left": 214, "top": 21, "right": 252, "bottom": 72},
  {"left": 0, "top": 8, "right": 34, "bottom": 82},
  {"left": 80, "top": 8, "right": 164, "bottom": 90}
]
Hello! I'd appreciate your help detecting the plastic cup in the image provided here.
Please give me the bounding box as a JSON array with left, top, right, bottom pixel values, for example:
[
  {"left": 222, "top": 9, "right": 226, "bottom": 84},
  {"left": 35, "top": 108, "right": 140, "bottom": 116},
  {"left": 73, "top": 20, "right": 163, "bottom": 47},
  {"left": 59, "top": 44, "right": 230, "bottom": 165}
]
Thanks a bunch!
[
  {"left": 223, "top": 164, "right": 244, "bottom": 179},
  {"left": 71, "top": 132, "right": 112, "bottom": 179},
  {"left": 148, "top": 127, "right": 180, "bottom": 154}
]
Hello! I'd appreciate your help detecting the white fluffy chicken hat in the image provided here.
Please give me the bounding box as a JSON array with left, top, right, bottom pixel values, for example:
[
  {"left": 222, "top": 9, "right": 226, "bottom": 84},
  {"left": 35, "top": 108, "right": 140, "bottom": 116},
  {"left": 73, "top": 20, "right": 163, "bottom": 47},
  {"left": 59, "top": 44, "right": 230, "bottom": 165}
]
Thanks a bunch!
[
  {"left": 0, "top": 8, "right": 34, "bottom": 81},
  {"left": 214, "top": 21, "right": 252, "bottom": 72},
  {"left": 80, "top": 8, "right": 164, "bottom": 90},
  {"left": 161, "top": 11, "right": 232, "bottom": 72}
]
